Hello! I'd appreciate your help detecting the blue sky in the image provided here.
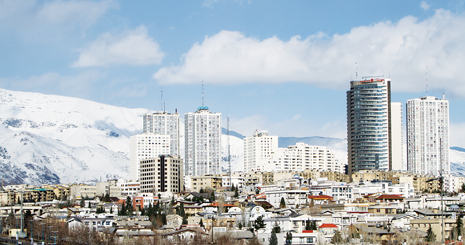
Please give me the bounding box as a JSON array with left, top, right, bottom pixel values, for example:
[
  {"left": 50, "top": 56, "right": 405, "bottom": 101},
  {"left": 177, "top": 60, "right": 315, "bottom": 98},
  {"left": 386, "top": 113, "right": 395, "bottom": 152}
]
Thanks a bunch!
[{"left": 1, "top": 0, "right": 465, "bottom": 146}]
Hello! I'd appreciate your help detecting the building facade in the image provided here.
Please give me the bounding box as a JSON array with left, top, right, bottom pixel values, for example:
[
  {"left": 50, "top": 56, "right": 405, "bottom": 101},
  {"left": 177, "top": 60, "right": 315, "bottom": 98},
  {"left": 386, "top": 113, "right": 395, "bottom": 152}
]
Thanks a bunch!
[
  {"left": 129, "top": 133, "right": 170, "bottom": 181},
  {"left": 143, "top": 111, "right": 180, "bottom": 157},
  {"left": 406, "top": 96, "right": 450, "bottom": 176},
  {"left": 390, "top": 102, "right": 404, "bottom": 171},
  {"left": 139, "top": 155, "right": 183, "bottom": 194},
  {"left": 265, "top": 143, "right": 343, "bottom": 173},
  {"left": 347, "top": 78, "right": 391, "bottom": 175},
  {"left": 184, "top": 107, "right": 221, "bottom": 176},
  {"left": 244, "top": 130, "right": 278, "bottom": 173}
]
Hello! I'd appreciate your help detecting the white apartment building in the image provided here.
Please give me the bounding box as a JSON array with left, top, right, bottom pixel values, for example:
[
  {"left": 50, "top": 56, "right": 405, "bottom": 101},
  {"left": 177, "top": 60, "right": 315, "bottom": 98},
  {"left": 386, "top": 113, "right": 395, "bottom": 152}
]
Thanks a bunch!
[
  {"left": 118, "top": 180, "right": 140, "bottom": 197},
  {"left": 143, "top": 111, "right": 180, "bottom": 156},
  {"left": 265, "top": 189, "right": 309, "bottom": 209},
  {"left": 184, "top": 106, "right": 221, "bottom": 176},
  {"left": 391, "top": 102, "right": 404, "bottom": 171},
  {"left": 244, "top": 130, "right": 278, "bottom": 172},
  {"left": 265, "top": 143, "right": 343, "bottom": 173},
  {"left": 129, "top": 133, "right": 170, "bottom": 181},
  {"left": 407, "top": 95, "right": 450, "bottom": 176},
  {"left": 139, "top": 155, "right": 184, "bottom": 194}
]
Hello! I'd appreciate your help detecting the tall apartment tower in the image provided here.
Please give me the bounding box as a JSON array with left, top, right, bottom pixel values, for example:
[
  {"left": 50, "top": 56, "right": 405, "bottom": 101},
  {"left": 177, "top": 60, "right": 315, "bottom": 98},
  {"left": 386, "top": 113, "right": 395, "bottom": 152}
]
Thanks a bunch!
[
  {"left": 184, "top": 106, "right": 222, "bottom": 176},
  {"left": 143, "top": 111, "right": 180, "bottom": 156},
  {"left": 244, "top": 130, "right": 278, "bottom": 173},
  {"left": 347, "top": 78, "right": 391, "bottom": 175},
  {"left": 406, "top": 95, "right": 450, "bottom": 176},
  {"left": 130, "top": 133, "right": 170, "bottom": 181},
  {"left": 391, "top": 102, "right": 404, "bottom": 171}
]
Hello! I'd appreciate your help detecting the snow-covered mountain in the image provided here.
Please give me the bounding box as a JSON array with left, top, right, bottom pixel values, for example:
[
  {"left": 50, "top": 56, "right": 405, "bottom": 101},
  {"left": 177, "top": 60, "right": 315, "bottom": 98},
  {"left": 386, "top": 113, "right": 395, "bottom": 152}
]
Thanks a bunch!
[
  {"left": 0, "top": 89, "right": 149, "bottom": 185},
  {"left": 1, "top": 88, "right": 465, "bottom": 185}
]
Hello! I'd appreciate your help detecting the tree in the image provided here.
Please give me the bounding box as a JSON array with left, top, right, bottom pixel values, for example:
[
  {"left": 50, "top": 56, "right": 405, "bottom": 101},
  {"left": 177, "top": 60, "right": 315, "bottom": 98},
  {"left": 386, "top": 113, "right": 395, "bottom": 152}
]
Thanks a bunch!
[
  {"left": 332, "top": 230, "right": 343, "bottom": 244},
  {"left": 234, "top": 187, "right": 239, "bottom": 198},
  {"left": 426, "top": 226, "right": 436, "bottom": 242},
  {"left": 80, "top": 198, "right": 85, "bottom": 207},
  {"left": 269, "top": 229, "right": 278, "bottom": 245},
  {"left": 103, "top": 193, "right": 110, "bottom": 202},
  {"left": 272, "top": 222, "right": 281, "bottom": 233},
  {"left": 254, "top": 216, "right": 266, "bottom": 231},
  {"left": 210, "top": 191, "right": 216, "bottom": 202},
  {"left": 280, "top": 197, "right": 286, "bottom": 208},
  {"left": 462, "top": 183, "right": 465, "bottom": 193},
  {"left": 285, "top": 231, "right": 293, "bottom": 245},
  {"left": 255, "top": 188, "right": 260, "bottom": 195},
  {"left": 125, "top": 196, "right": 133, "bottom": 215},
  {"left": 311, "top": 220, "right": 318, "bottom": 230},
  {"left": 451, "top": 214, "right": 463, "bottom": 241},
  {"left": 305, "top": 219, "right": 311, "bottom": 230},
  {"left": 199, "top": 219, "right": 204, "bottom": 228}
]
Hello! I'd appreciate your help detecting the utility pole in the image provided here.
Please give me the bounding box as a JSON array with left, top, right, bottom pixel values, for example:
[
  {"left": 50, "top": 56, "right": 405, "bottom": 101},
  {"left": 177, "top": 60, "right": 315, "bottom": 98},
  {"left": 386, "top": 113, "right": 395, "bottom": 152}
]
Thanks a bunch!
[{"left": 440, "top": 138, "right": 444, "bottom": 245}]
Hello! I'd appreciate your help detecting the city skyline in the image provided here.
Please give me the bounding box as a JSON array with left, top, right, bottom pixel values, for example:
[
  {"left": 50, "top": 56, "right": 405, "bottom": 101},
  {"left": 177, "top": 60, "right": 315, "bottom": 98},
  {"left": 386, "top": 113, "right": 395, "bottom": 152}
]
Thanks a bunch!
[{"left": 2, "top": 0, "right": 465, "bottom": 148}]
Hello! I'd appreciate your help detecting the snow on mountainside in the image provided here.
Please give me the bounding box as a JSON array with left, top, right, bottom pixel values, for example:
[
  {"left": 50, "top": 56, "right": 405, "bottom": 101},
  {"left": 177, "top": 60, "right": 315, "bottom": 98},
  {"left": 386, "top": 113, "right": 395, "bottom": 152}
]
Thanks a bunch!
[
  {"left": 0, "top": 88, "right": 149, "bottom": 185},
  {"left": 450, "top": 147, "right": 465, "bottom": 176}
]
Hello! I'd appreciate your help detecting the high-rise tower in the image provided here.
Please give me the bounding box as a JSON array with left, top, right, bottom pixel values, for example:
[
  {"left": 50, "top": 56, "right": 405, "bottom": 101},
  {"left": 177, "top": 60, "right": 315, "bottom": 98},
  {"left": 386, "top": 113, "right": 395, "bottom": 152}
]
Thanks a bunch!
[
  {"left": 347, "top": 77, "right": 391, "bottom": 175},
  {"left": 244, "top": 130, "right": 278, "bottom": 173},
  {"left": 406, "top": 95, "right": 450, "bottom": 176},
  {"left": 184, "top": 106, "right": 222, "bottom": 176},
  {"left": 143, "top": 111, "right": 180, "bottom": 156}
]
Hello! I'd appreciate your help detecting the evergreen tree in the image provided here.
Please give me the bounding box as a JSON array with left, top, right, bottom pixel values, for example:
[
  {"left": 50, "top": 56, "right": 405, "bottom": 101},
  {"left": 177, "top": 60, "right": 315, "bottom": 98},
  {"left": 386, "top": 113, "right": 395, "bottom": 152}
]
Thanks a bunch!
[
  {"left": 311, "top": 220, "right": 318, "bottom": 230},
  {"left": 104, "top": 193, "right": 110, "bottom": 202},
  {"left": 280, "top": 197, "right": 286, "bottom": 208},
  {"left": 269, "top": 229, "right": 278, "bottom": 245},
  {"left": 254, "top": 216, "right": 266, "bottom": 231},
  {"left": 462, "top": 183, "right": 465, "bottom": 193},
  {"left": 285, "top": 231, "right": 292, "bottom": 245},
  {"left": 452, "top": 214, "right": 464, "bottom": 240},
  {"left": 272, "top": 222, "right": 281, "bottom": 233},
  {"left": 426, "top": 226, "right": 436, "bottom": 242},
  {"left": 199, "top": 188, "right": 204, "bottom": 193},
  {"left": 199, "top": 219, "right": 204, "bottom": 228},
  {"left": 125, "top": 196, "right": 133, "bottom": 215},
  {"left": 210, "top": 191, "right": 216, "bottom": 202},
  {"left": 110, "top": 207, "right": 113, "bottom": 214},
  {"left": 305, "top": 219, "right": 311, "bottom": 230},
  {"left": 88, "top": 201, "right": 91, "bottom": 208},
  {"left": 332, "top": 230, "right": 343, "bottom": 244},
  {"left": 80, "top": 198, "right": 85, "bottom": 207},
  {"left": 234, "top": 187, "right": 239, "bottom": 198}
]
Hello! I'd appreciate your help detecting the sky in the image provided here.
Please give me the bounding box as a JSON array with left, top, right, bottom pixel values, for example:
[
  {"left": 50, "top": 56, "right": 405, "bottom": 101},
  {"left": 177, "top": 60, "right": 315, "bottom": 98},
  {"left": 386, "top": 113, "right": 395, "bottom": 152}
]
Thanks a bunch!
[{"left": 1, "top": 0, "right": 465, "bottom": 146}]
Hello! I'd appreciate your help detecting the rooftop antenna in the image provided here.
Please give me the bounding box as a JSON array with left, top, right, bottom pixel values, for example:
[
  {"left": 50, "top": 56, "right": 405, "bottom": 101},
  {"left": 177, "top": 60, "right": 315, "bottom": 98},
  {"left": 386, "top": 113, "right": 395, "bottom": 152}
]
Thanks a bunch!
[
  {"left": 426, "top": 65, "right": 428, "bottom": 96},
  {"left": 202, "top": 81, "right": 205, "bottom": 107},
  {"left": 355, "top": 61, "right": 358, "bottom": 80},
  {"left": 161, "top": 86, "right": 164, "bottom": 112}
]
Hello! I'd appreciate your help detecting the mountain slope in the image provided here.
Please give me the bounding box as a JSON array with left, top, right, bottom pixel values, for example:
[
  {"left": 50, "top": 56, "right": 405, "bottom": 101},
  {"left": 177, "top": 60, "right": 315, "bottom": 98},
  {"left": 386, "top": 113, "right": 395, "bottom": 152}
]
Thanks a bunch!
[{"left": 0, "top": 89, "right": 149, "bottom": 185}]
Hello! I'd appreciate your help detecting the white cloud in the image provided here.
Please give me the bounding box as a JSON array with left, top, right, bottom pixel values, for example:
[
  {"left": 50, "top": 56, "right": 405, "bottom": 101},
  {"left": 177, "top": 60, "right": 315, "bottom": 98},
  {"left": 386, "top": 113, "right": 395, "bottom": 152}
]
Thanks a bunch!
[
  {"left": 154, "top": 10, "right": 465, "bottom": 98},
  {"left": 0, "top": 0, "right": 113, "bottom": 33},
  {"left": 72, "top": 26, "right": 164, "bottom": 67},
  {"left": 420, "top": 1, "right": 431, "bottom": 10}
]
